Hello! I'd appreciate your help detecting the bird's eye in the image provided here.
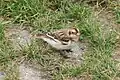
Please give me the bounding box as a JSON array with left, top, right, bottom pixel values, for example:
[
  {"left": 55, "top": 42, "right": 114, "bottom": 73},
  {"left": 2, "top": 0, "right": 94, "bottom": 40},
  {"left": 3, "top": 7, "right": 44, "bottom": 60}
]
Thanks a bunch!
[
  {"left": 69, "top": 31, "right": 71, "bottom": 35},
  {"left": 71, "top": 31, "right": 76, "bottom": 34}
]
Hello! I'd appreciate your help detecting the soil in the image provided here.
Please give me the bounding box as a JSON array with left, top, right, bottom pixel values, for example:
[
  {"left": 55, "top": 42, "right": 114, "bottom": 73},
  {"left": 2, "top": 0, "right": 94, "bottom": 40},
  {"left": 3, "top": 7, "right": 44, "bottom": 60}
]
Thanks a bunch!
[{"left": 19, "top": 62, "right": 49, "bottom": 80}]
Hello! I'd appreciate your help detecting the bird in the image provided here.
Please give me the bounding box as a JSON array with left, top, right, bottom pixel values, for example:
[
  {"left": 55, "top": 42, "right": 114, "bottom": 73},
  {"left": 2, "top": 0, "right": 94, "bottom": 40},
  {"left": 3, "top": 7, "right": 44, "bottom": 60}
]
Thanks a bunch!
[{"left": 34, "top": 27, "right": 80, "bottom": 50}]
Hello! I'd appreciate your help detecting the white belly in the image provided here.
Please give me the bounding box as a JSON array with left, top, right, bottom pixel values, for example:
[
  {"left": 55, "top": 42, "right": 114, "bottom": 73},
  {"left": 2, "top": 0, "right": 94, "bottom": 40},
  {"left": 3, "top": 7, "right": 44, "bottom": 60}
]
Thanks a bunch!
[{"left": 41, "top": 37, "right": 72, "bottom": 50}]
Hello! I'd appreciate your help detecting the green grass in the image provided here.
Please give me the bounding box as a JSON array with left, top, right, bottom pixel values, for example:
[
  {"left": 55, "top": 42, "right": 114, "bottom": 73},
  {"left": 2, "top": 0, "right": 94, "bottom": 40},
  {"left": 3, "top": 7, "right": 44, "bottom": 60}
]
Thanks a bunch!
[
  {"left": 0, "top": 23, "right": 19, "bottom": 80},
  {"left": 109, "top": 0, "right": 120, "bottom": 24},
  {"left": 54, "top": 16, "right": 120, "bottom": 80},
  {"left": 114, "top": 7, "right": 120, "bottom": 24},
  {"left": 0, "top": 23, "right": 4, "bottom": 40},
  {"left": 0, "top": 0, "right": 120, "bottom": 80}
]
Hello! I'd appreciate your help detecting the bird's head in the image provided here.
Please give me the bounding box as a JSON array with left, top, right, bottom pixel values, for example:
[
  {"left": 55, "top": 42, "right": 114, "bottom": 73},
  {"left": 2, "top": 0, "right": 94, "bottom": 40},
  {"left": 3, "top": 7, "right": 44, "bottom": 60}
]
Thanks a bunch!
[{"left": 68, "top": 27, "right": 80, "bottom": 42}]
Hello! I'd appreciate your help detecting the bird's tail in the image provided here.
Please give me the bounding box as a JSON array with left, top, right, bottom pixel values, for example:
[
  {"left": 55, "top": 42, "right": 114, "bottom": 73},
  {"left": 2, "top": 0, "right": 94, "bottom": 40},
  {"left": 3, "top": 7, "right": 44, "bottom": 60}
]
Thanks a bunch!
[{"left": 33, "top": 33, "right": 46, "bottom": 39}]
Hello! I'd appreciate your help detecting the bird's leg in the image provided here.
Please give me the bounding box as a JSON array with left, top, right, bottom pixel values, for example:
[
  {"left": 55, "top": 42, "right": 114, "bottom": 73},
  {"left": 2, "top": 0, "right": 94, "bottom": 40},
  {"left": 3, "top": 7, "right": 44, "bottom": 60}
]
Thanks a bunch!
[
  {"left": 65, "top": 49, "right": 73, "bottom": 52},
  {"left": 59, "top": 49, "right": 73, "bottom": 58},
  {"left": 59, "top": 50, "right": 70, "bottom": 58}
]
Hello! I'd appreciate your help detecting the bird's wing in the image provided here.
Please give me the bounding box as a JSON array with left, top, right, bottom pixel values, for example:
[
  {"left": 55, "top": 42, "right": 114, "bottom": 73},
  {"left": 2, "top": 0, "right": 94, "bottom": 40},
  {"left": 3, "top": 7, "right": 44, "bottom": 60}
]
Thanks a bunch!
[{"left": 47, "top": 32, "right": 71, "bottom": 45}]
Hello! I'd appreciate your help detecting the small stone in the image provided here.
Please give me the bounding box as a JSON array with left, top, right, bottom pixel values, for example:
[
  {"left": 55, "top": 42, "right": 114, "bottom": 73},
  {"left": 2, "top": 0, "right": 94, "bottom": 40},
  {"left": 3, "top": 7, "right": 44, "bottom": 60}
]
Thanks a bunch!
[
  {"left": 0, "top": 72, "right": 5, "bottom": 75},
  {"left": 0, "top": 72, "right": 5, "bottom": 80}
]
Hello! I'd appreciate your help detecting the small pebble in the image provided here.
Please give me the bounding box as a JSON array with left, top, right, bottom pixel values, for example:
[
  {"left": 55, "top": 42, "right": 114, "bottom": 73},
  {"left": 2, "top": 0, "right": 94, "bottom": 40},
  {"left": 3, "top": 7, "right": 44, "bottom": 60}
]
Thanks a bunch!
[
  {"left": 0, "top": 72, "right": 5, "bottom": 80},
  {"left": 0, "top": 72, "right": 5, "bottom": 75}
]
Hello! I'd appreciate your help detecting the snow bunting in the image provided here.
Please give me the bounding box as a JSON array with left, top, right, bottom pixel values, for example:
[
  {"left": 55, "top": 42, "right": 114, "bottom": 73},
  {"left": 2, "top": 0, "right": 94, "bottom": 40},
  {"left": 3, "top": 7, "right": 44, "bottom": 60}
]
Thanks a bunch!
[
  {"left": 34, "top": 27, "right": 80, "bottom": 50},
  {"left": 53, "top": 27, "right": 80, "bottom": 42}
]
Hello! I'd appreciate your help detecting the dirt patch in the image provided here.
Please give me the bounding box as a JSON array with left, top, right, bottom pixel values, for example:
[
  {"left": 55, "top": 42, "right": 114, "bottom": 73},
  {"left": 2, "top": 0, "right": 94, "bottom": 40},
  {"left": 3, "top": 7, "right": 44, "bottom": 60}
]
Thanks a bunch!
[
  {"left": 113, "top": 46, "right": 120, "bottom": 62},
  {"left": 4, "top": 25, "right": 49, "bottom": 80},
  {"left": 4, "top": 25, "right": 32, "bottom": 50},
  {"left": 19, "top": 62, "right": 49, "bottom": 80},
  {"left": 94, "top": 8, "right": 120, "bottom": 29},
  {"left": 65, "top": 72, "right": 92, "bottom": 80}
]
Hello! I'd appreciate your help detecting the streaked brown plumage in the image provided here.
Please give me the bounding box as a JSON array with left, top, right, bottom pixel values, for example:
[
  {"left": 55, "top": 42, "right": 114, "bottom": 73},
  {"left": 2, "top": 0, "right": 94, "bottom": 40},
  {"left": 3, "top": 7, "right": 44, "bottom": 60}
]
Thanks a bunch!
[{"left": 35, "top": 27, "right": 80, "bottom": 50}]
